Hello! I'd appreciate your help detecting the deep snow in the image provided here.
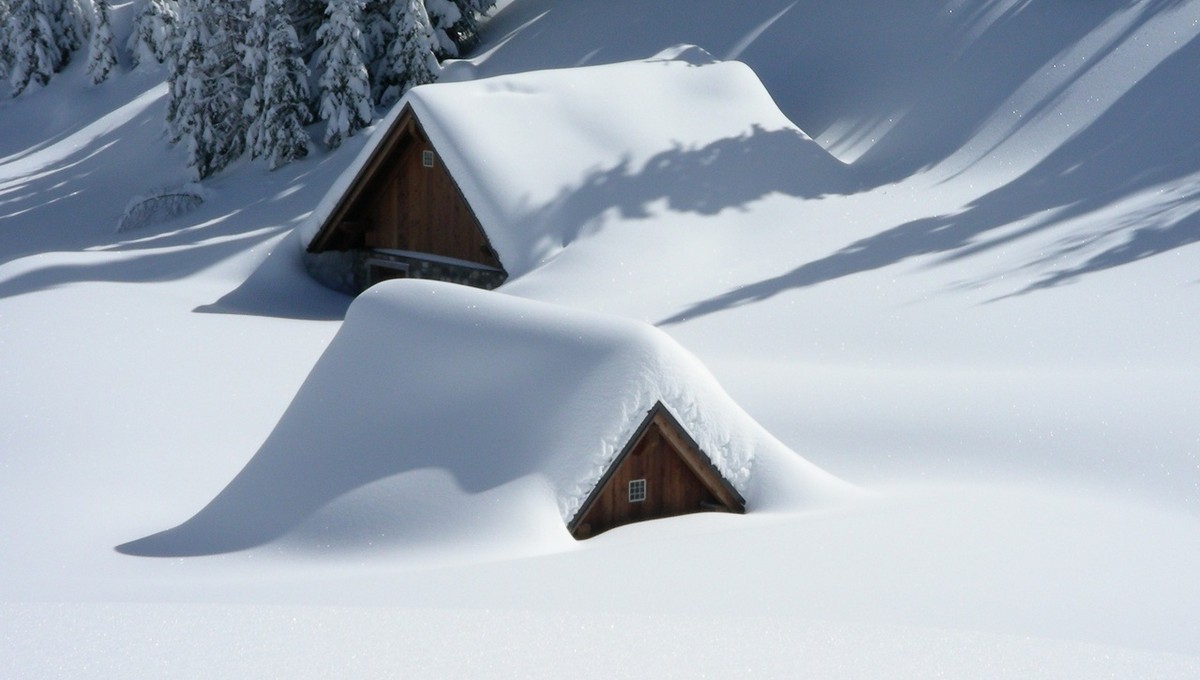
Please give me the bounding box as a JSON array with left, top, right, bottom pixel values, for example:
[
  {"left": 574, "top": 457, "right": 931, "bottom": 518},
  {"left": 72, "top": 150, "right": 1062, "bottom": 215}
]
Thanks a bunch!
[
  {"left": 118, "top": 279, "right": 844, "bottom": 558},
  {"left": 2, "top": 0, "right": 1199, "bottom": 677}
]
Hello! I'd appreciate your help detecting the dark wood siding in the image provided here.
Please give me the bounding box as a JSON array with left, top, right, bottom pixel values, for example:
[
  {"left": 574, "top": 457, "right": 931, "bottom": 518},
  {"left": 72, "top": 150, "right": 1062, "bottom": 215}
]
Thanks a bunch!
[
  {"left": 363, "top": 123, "right": 500, "bottom": 268},
  {"left": 309, "top": 107, "right": 504, "bottom": 272},
  {"left": 571, "top": 406, "right": 745, "bottom": 539}
]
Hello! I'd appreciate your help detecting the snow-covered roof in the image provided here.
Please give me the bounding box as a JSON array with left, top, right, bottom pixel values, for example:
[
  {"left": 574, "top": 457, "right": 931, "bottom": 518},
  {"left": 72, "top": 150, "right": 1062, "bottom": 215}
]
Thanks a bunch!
[
  {"left": 125, "top": 280, "right": 843, "bottom": 555},
  {"left": 300, "top": 47, "right": 850, "bottom": 278}
]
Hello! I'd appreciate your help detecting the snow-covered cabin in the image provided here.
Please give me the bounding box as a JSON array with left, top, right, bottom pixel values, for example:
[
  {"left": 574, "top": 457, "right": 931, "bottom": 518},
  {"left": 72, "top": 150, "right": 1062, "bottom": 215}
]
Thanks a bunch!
[
  {"left": 301, "top": 48, "right": 849, "bottom": 294},
  {"left": 305, "top": 102, "right": 508, "bottom": 292},
  {"left": 120, "top": 280, "right": 841, "bottom": 555}
]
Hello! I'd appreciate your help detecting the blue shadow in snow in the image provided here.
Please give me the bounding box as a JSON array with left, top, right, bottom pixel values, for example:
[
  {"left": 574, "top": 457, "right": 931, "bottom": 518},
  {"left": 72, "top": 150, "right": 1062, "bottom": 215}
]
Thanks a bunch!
[
  {"left": 661, "top": 30, "right": 1200, "bottom": 324},
  {"left": 509, "top": 125, "right": 860, "bottom": 273}
]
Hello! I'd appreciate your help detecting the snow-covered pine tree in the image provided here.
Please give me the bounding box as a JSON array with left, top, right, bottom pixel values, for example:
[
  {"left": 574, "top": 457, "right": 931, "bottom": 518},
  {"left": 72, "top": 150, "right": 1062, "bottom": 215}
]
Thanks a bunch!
[
  {"left": 164, "top": 0, "right": 201, "bottom": 142},
  {"left": 242, "top": 0, "right": 269, "bottom": 155},
  {"left": 246, "top": 0, "right": 311, "bottom": 168},
  {"left": 3, "top": 0, "right": 91, "bottom": 95},
  {"left": 166, "top": 0, "right": 214, "bottom": 171},
  {"left": 422, "top": 0, "right": 460, "bottom": 58},
  {"left": 203, "top": 0, "right": 250, "bottom": 176},
  {"left": 86, "top": 0, "right": 117, "bottom": 84},
  {"left": 6, "top": 0, "right": 61, "bottom": 95},
  {"left": 375, "top": 0, "right": 436, "bottom": 107},
  {"left": 448, "top": 0, "right": 493, "bottom": 39},
  {"left": 47, "top": 0, "right": 88, "bottom": 62},
  {"left": 262, "top": 0, "right": 312, "bottom": 167},
  {"left": 359, "top": 0, "right": 391, "bottom": 89},
  {"left": 286, "top": 0, "right": 325, "bottom": 61},
  {"left": 316, "top": 0, "right": 371, "bottom": 149},
  {"left": 0, "top": 0, "right": 12, "bottom": 83},
  {"left": 126, "top": 0, "right": 179, "bottom": 68},
  {"left": 167, "top": 0, "right": 250, "bottom": 178}
]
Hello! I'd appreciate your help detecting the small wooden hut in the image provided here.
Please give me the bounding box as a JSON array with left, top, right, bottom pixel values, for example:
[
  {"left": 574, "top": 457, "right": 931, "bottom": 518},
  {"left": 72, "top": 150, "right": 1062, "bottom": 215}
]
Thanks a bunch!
[
  {"left": 306, "top": 105, "right": 507, "bottom": 293},
  {"left": 569, "top": 401, "right": 746, "bottom": 539}
]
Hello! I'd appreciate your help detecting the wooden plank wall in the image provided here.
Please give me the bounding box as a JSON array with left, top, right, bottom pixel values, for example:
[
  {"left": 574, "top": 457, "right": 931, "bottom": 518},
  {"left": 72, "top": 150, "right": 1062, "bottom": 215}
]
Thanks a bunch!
[
  {"left": 574, "top": 420, "right": 725, "bottom": 538},
  {"left": 360, "top": 128, "right": 501, "bottom": 269}
]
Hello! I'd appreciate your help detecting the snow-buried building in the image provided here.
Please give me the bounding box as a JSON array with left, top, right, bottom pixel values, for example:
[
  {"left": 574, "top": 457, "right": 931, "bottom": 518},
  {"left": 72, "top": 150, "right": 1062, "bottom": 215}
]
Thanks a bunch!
[
  {"left": 120, "top": 280, "right": 843, "bottom": 556},
  {"left": 302, "top": 47, "right": 851, "bottom": 294}
]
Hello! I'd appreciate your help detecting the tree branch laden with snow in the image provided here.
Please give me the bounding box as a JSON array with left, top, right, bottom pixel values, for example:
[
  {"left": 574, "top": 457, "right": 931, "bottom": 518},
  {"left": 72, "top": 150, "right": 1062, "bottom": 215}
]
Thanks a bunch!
[
  {"left": 127, "top": 0, "right": 179, "bottom": 68},
  {"left": 166, "top": 0, "right": 249, "bottom": 179},
  {"left": 6, "top": 0, "right": 77, "bottom": 95},
  {"left": 316, "top": 0, "right": 371, "bottom": 149},
  {"left": 86, "top": 0, "right": 117, "bottom": 84},
  {"left": 246, "top": 0, "right": 312, "bottom": 169}
]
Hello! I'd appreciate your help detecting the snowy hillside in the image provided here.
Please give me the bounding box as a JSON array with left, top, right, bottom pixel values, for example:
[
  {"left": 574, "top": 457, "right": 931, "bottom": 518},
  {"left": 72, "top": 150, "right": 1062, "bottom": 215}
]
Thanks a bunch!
[{"left": 2, "top": 0, "right": 1199, "bottom": 678}]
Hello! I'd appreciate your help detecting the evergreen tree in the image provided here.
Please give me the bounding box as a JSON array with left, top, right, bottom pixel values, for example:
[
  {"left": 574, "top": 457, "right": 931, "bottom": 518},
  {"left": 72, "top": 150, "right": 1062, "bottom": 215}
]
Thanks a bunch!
[
  {"left": 6, "top": 0, "right": 61, "bottom": 95},
  {"left": 359, "top": 0, "right": 391, "bottom": 86},
  {"left": 165, "top": 0, "right": 202, "bottom": 142},
  {"left": 167, "top": 0, "right": 250, "bottom": 178},
  {"left": 422, "top": 0, "right": 460, "bottom": 58},
  {"left": 246, "top": 0, "right": 311, "bottom": 168},
  {"left": 86, "top": 0, "right": 117, "bottom": 84},
  {"left": 316, "top": 0, "right": 371, "bottom": 149},
  {"left": 127, "top": 0, "right": 179, "bottom": 68},
  {"left": 263, "top": 0, "right": 312, "bottom": 167},
  {"left": 242, "top": 0, "right": 269, "bottom": 155},
  {"left": 47, "top": 0, "right": 87, "bottom": 62},
  {"left": 0, "top": 0, "right": 12, "bottom": 83},
  {"left": 448, "top": 0, "right": 493, "bottom": 39},
  {"left": 166, "top": 0, "right": 212, "bottom": 170},
  {"left": 376, "top": 0, "right": 436, "bottom": 107},
  {"left": 286, "top": 0, "right": 325, "bottom": 62}
]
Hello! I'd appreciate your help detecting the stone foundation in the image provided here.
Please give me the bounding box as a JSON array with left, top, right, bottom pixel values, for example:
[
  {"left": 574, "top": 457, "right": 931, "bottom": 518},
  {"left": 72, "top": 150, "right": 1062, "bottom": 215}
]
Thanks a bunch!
[{"left": 304, "top": 248, "right": 507, "bottom": 295}]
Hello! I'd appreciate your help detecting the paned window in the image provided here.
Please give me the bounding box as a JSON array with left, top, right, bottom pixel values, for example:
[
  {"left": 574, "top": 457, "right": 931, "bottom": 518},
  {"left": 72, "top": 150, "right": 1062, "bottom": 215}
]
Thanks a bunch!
[
  {"left": 628, "top": 479, "right": 646, "bottom": 503},
  {"left": 422, "top": 150, "right": 435, "bottom": 168}
]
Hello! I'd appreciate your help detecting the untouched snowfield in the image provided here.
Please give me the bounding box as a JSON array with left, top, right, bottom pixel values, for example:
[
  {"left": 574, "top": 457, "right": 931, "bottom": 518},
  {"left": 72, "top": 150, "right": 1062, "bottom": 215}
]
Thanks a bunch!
[{"left": 2, "top": 0, "right": 1199, "bottom": 677}]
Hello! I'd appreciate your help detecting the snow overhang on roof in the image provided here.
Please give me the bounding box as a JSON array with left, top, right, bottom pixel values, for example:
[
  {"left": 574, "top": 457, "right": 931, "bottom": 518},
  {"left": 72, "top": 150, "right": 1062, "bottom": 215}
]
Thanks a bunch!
[
  {"left": 299, "top": 279, "right": 767, "bottom": 523},
  {"left": 300, "top": 48, "right": 850, "bottom": 279}
]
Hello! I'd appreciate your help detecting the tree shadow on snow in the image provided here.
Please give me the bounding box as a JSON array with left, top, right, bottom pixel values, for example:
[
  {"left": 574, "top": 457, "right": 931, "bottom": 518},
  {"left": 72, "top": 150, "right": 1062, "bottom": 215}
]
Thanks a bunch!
[
  {"left": 841, "top": 0, "right": 1190, "bottom": 184},
  {"left": 0, "top": 227, "right": 281, "bottom": 296},
  {"left": 661, "top": 30, "right": 1200, "bottom": 324},
  {"left": 0, "top": 133, "right": 355, "bottom": 320},
  {"left": 509, "top": 125, "right": 859, "bottom": 272},
  {"left": 0, "top": 84, "right": 179, "bottom": 266},
  {"left": 0, "top": 206, "right": 347, "bottom": 320},
  {"left": 479, "top": 0, "right": 1187, "bottom": 187}
]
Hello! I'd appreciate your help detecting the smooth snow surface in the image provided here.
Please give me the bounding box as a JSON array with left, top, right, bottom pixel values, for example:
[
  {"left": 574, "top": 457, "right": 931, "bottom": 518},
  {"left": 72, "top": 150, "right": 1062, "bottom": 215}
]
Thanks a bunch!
[
  {"left": 3, "top": 0, "right": 1200, "bottom": 676},
  {"left": 5, "top": 602, "right": 1200, "bottom": 680}
]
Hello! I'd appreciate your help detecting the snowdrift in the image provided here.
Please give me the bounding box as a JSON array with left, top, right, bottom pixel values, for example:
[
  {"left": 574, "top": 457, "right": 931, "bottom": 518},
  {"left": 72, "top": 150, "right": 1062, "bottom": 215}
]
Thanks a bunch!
[
  {"left": 120, "top": 280, "right": 843, "bottom": 557},
  {"left": 3, "top": 0, "right": 1198, "bottom": 672},
  {"left": 300, "top": 48, "right": 854, "bottom": 279}
]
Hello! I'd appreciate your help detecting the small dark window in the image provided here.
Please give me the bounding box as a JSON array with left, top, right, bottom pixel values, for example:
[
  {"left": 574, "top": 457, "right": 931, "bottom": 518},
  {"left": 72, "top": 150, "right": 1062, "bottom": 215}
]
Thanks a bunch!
[
  {"left": 628, "top": 479, "right": 646, "bottom": 503},
  {"left": 422, "top": 150, "right": 435, "bottom": 168}
]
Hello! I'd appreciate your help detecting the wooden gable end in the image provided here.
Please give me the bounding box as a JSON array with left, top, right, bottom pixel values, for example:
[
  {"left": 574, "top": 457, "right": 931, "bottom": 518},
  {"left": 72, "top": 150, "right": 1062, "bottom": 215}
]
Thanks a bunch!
[
  {"left": 307, "top": 105, "right": 504, "bottom": 271},
  {"left": 569, "top": 402, "right": 746, "bottom": 540}
]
